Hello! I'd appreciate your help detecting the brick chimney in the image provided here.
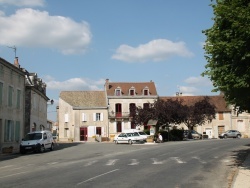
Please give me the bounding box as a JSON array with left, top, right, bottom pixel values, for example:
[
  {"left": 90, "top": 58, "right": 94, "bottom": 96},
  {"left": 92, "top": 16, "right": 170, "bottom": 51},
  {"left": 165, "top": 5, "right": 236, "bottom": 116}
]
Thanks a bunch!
[
  {"left": 105, "top": 79, "right": 109, "bottom": 91},
  {"left": 14, "top": 57, "right": 20, "bottom": 68}
]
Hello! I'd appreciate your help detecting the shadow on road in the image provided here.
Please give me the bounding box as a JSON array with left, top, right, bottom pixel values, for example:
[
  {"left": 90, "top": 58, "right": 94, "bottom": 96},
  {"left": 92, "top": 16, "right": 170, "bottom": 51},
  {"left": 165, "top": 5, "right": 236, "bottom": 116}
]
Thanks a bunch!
[
  {"left": 230, "top": 144, "right": 250, "bottom": 170},
  {"left": 0, "top": 142, "right": 83, "bottom": 161}
]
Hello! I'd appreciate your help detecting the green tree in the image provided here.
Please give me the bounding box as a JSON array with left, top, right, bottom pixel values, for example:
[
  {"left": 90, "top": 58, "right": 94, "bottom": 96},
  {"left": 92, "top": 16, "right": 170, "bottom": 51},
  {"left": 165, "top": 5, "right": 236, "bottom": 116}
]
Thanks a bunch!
[{"left": 202, "top": 0, "right": 250, "bottom": 112}]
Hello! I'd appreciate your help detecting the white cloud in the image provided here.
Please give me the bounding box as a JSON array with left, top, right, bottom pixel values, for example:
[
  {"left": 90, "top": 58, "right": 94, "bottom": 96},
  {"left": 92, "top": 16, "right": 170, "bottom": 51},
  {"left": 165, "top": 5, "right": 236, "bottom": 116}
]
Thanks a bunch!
[
  {"left": 179, "top": 86, "right": 198, "bottom": 95},
  {"left": 0, "top": 8, "right": 92, "bottom": 54},
  {"left": 112, "top": 39, "right": 193, "bottom": 63},
  {"left": 184, "top": 76, "right": 212, "bottom": 86},
  {"left": 0, "top": 0, "right": 45, "bottom": 7},
  {"left": 43, "top": 76, "right": 105, "bottom": 91}
]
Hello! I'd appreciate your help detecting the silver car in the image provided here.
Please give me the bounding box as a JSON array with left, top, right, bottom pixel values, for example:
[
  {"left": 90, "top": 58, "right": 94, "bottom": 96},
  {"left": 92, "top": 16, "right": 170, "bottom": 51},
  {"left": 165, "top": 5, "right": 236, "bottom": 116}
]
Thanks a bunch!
[{"left": 219, "top": 130, "right": 241, "bottom": 139}]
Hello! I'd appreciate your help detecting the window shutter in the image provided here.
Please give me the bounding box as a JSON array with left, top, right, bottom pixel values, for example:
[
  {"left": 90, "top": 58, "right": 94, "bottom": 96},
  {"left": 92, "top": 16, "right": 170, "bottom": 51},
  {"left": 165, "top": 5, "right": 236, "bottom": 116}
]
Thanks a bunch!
[
  {"left": 15, "top": 121, "right": 20, "bottom": 142},
  {"left": 100, "top": 113, "right": 103, "bottom": 121},
  {"left": 82, "top": 113, "right": 85, "bottom": 121},
  {"left": 4, "top": 120, "right": 7, "bottom": 142},
  {"left": 64, "top": 114, "right": 69, "bottom": 122},
  {"left": 93, "top": 113, "right": 96, "bottom": 121},
  {"left": 11, "top": 121, "right": 14, "bottom": 141}
]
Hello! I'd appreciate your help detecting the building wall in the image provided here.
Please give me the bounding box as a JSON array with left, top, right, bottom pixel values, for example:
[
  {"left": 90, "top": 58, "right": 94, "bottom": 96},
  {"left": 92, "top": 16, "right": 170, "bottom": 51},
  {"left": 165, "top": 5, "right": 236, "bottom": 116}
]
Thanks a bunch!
[
  {"left": 58, "top": 98, "right": 108, "bottom": 142},
  {"left": 58, "top": 98, "right": 74, "bottom": 141},
  {"left": 108, "top": 97, "right": 157, "bottom": 138},
  {"left": 195, "top": 111, "right": 250, "bottom": 138},
  {"left": 0, "top": 60, "right": 25, "bottom": 153}
]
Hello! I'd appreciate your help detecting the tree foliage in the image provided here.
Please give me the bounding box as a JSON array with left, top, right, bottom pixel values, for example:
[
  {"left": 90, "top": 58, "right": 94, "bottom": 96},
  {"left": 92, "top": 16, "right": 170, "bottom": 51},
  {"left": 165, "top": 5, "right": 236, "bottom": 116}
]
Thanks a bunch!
[
  {"left": 182, "top": 97, "right": 216, "bottom": 130},
  {"left": 202, "top": 0, "right": 250, "bottom": 112},
  {"left": 130, "top": 97, "right": 216, "bottom": 131}
]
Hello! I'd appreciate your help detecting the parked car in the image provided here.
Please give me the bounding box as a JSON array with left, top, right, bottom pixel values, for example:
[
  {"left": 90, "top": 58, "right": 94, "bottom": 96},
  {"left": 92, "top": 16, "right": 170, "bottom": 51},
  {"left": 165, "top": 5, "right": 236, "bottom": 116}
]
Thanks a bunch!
[
  {"left": 136, "top": 131, "right": 149, "bottom": 142},
  {"left": 183, "top": 130, "right": 202, "bottom": 140},
  {"left": 219, "top": 130, "right": 241, "bottom": 139},
  {"left": 114, "top": 132, "right": 144, "bottom": 144},
  {"left": 20, "top": 130, "right": 54, "bottom": 154},
  {"left": 123, "top": 129, "right": 149, "bottom": 142}
]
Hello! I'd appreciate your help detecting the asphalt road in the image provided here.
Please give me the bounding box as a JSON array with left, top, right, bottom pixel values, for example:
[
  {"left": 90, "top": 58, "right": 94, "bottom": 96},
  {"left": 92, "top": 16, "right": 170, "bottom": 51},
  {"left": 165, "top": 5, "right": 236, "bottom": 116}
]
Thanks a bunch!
[{"left": 0, "top": 138, "right": 250, "bottom": 188}]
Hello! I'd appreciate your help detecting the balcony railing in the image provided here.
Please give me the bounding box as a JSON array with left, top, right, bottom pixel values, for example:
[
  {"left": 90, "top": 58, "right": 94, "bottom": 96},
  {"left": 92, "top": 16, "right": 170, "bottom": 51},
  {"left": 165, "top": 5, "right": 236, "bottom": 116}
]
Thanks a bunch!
[{"left": 108, "top": 112, "right": 131, "bottom": 119}]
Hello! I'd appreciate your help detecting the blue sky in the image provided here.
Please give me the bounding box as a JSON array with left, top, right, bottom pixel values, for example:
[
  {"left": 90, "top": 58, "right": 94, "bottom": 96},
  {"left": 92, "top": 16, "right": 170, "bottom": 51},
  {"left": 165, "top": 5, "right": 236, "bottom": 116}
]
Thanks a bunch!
[{"left": 0, "top": 0, "right": 218, "bottom": 121}]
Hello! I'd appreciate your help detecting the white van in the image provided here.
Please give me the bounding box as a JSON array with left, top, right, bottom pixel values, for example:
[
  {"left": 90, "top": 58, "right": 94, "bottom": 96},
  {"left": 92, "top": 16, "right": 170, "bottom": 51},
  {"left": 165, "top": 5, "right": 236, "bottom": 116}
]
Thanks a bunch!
[{"left": 20, "top": 130, "right": 54, "bottom": 154}]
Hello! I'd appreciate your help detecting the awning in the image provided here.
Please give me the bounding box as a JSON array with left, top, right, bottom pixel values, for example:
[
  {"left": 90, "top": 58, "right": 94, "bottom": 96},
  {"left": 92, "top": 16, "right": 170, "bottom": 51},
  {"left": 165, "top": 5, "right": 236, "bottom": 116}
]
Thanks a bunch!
[{"left": 147, "top": 119, "right": 158, "bottom": 126}]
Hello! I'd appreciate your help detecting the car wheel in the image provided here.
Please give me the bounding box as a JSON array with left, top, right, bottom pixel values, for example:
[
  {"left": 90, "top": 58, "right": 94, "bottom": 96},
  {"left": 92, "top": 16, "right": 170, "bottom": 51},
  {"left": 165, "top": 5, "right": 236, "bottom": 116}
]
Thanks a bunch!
[
  {"left": 237, "top": 134, "right": 241, "bottom": 138},
  {"left": 224, "top": 135, "right": 227, "bottom": 139},
  {"left": 128, "top": 139, "right": 132, "bottom": 145},
  {"left": 40, "top": 145, "right": 45, "bottom": 153},
  {"left": 50, "top": 143, "right": 54, "bottom": 151}
]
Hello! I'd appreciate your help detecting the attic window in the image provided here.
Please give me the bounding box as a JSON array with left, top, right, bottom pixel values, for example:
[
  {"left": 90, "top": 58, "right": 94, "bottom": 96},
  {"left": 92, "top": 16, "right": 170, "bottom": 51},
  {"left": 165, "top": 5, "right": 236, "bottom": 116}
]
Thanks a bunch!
[
  {"left": 143, "top": 87, "right": 149, "bottom": 96},
  {"left": 129, "top": 87, "right": 135, "bottom": 96},
  {"left": 115, "top": 87, "right": 121, "bottom": 96}
]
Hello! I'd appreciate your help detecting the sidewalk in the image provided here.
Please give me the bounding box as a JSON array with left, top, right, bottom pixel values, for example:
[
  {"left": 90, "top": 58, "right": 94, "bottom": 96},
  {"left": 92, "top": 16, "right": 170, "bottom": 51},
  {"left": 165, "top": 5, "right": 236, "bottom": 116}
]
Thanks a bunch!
[{"left": 232, "top": 153, "right": 250, "bottom": 188}]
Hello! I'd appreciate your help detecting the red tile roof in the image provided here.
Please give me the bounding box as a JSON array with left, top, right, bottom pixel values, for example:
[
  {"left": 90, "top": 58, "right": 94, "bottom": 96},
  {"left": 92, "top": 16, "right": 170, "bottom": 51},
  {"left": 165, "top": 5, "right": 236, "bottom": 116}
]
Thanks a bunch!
[
  {"left": 105, "top": 79, "right": 158, "bottom": 96},
  {"left": 159, "top": 95, "right": 231, "bottom": 112}
]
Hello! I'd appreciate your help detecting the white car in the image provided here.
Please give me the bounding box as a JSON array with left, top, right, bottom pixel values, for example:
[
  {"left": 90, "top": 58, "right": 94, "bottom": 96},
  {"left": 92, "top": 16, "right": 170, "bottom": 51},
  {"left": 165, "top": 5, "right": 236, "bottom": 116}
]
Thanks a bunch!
[
  {"left": 133, "top": 131, "right": 149, "bottom": 142},
  {"left": 123, "top": 129, "right": 149, "bottom": 142},
  {"left": 114, "top": 132, "right": 144, "bottom": 144}
]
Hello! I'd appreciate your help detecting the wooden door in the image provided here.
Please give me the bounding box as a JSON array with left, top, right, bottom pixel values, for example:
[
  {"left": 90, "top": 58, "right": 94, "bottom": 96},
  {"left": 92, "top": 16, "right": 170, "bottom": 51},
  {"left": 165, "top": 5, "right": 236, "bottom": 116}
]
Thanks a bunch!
[{"left": 80, "top": 127, "right": 88, "bottom": 141}]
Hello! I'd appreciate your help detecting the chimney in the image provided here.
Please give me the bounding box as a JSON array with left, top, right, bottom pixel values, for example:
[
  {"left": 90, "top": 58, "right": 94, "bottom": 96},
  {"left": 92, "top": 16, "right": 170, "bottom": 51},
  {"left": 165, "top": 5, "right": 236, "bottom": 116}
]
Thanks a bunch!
[
  {"left": 105, "top": 79, "right": 109, "bottom": 90},
  {"left": 14, "top": 57, "right": 20, "bottom": 68}
]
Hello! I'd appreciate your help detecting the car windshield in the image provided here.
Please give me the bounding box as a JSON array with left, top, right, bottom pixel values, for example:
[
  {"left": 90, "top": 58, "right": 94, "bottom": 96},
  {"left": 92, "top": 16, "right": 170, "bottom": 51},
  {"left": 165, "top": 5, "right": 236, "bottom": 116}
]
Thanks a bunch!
[{"left": 23, "top": 133, "right": 42, "bottom": 141}]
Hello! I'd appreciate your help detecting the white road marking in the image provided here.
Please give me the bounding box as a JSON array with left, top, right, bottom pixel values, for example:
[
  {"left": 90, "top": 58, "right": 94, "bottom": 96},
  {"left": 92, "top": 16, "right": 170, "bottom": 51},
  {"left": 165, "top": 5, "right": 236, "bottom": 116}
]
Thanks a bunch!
[
  {"left": 192, "top": 156, "right": 206, "bottom": 164},
  {"left": 106, "top": 159, "right": 118, "bottom": 165},
  {"left": 47, "top": 162, "right": 59, "bottom": 165},
  {"left": 151, "top": 158, "right": 165, "bottom": 164},
  {"left": 84, "top": 160, "right": 97, "bottom": 166},
  {"left": 0, "top": 171, "right": 28, "bottom": 179},
  {"left": 128, "top": 159, "right": 139, "bottom": 165},
  {"left": 76, "top": 169, "right": 119, "bottom": 185},
  {"left": 0, "top": 165, "right": 14, "bottom": 169},
  {"left": 170, "top": 157, "right": 186, "bottom": 164}
]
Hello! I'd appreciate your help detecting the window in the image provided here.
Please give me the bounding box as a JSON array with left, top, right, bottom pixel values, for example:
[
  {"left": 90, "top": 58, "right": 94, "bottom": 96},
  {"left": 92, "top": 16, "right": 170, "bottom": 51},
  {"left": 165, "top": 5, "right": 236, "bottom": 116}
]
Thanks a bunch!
[
  {"left": 143, "top": 103, "right": 149, "bottom": 109},
  {"left": 16, "top": 89, "right": 21, "bottom": 109},
  {"left": 143, "top": 89, "right": 149, "bottom": 95},
  {"left": 115, "top": 89, "right": 121, "bottom": 96},
  {"left": 96, "top": 127, "right": 102, "bottom": 135},
  {"left": 131, "top": 121, "right": 136, "bottom": 129},
  {"left": 15, "top": 121, "right": 20, "bottom": 142},
  {"left": 4, "top": 120, "right": 14, "bottom": 142},
  {"left": 94, "top": 113, "right": 103, "bottom": 121},
  {"left": 117, "top": 122, "right": 122, "bottom": 132},
  {"left": 143, "top": 86, "right": 149, "bottom": 96},
  {"left": 129, "top": 89, "right": 135, "bottom": 96},
  {"left": 0, "top": 82, "right": 3, "bottom": 106},
  {"left": 218, "top": 113, "right": 224, "bottom": 120},
  {"left": 96, "top": 113, "right": 101, "bottom": 121},
  {"left": 8, "top": 86, "right": 13, "bottom": 107},
  {"left": 82, "top": 113, "right": 88, "bottom": 122},
  {"left": 129, "top": 86, "right": 135, "bottom": 96}
]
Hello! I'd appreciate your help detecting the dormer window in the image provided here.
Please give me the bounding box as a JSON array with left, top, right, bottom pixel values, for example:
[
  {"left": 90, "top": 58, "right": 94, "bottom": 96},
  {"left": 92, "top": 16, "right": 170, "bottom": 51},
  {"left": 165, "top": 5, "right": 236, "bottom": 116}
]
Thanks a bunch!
[
  {"left": 143, "top": 86, "right": 149, "bottom": 96},
  {"left": 129, "top": 87, "right": 135, "bottom": 96},
  {"left": 115, "top": 87, "right": 121, "bottom": 96}
]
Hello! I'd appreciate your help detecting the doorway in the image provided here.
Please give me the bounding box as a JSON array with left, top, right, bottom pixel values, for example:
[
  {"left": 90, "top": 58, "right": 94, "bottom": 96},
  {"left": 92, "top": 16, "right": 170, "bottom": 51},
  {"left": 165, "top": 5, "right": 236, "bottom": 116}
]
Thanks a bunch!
[
  {"left": 80, "top": 127, "right": 88, "bottom": 141},
  {"left": 205, "top": 128, "right": 212, "bottom": 138}
]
